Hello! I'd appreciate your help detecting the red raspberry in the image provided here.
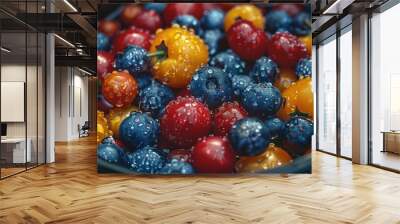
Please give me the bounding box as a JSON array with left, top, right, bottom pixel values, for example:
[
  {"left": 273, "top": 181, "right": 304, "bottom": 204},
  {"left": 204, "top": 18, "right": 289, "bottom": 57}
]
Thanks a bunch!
[
  {"left": 112, "top": 27, "right": 151, "bottom": 53},
  {"left": 132, "top": 10, "right": 162, "bottom": 33},
  {"left": 97, "top": 51, "right": 114, "bottom": 80},
  {"left": 227, "top": 20, "right": 268, "bottom": 61},
  {"left": 160, "top": 96, "right": 212, "bottom": 149},
  {"left": 267, "top": 32, "right": 308, "bottom": 68},
  {"left": 192, "top": 136, "right": 236, "bottom": 173},
  {"left": 214, "top": 102, "right": 248, "bottom": 136}
]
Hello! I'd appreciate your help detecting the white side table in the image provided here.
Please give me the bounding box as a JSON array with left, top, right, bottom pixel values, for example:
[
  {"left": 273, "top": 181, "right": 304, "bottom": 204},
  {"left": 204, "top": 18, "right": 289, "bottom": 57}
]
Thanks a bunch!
[{"left": 1, "top": 138, "right": 32, "bottom": 163}]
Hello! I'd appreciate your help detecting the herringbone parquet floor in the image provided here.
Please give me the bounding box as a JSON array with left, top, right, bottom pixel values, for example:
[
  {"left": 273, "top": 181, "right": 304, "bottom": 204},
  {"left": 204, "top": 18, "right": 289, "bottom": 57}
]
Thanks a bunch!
[{"left": 0, "top": 136, "right": 400, "bottom": 224}]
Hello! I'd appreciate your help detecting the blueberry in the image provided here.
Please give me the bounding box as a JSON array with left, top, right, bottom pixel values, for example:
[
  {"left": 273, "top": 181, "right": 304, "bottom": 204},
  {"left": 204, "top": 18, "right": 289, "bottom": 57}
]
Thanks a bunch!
[
  {"left": 189, "top": 66, "right": 233, "bottom": 108},
  {"left": 285, "top": 116, "right": 313, "bottom": 148},
  {"left": 97, "top": 32, "right": 110, "bottom": 51},
  {"left": 291, "top": 12, "right": 311, "bottom": 36},
  {"left": 159, "top": 158, "right": 195, "bottom": 175},
  {"left": 249, "top": 56, "right": 279, "bottom": 83},
  {"left": 265, "top": 11, "right": 292, "bottom": 34},
  {"left": 143, "top": 3, "right": 166, "bottom": 14},
  {"left": 201, "top": 29, "right": 224, "bottom": 56},
  {"left": 139, "top": 81, "right": 175, "bottom": 117},
  {"left": 119, "top": 112, "right": 159, "bottom": 151},
  {"left": 231, "top": 74, "right": 253, "bottom": 97},
  {"left": 264, "top": 117, "right": 286, "bottom": 143},
  {"left": 228, "top": 118, "right": 270, "bottom": 156},
  {"left": 241, "top": 82, "right": 282, "bottom": 117},
  {"left": 210, "top": 50, "right": 246, "bottom": 78},
  {"left": 172, "top": 15, "right": 202, "bottom": 35},
  {"left": 97, "top": 142, "right": 124, "bottom": 164},
  {"left": 200, "top": 9, "right": 224, "bottom": 30},
  {"left": 126, "top": 146, "right": 166, "bottom": 174},
  {"left": 115, "top": 45, "right": 149, "bottom": 75},
  {"left": 295, "top": 58, "right": 311, "bottom": 78},
  {"left": 134, "top": 73, "right": 153, "bottom": 90}
]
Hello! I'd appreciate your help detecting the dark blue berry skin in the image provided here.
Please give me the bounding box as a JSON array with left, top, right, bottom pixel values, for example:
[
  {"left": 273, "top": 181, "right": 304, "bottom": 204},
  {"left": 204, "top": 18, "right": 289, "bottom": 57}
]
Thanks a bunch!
[
  {"left": 126, "top": 146, "right": 166, "bottom": 174},
  {"left": 241, "top": 82, "right": 282, "bottom": 117},
  {"left": 200, "top": 9, "right": 224, "bottom": 30},
  {"left": 159, "top": 158, "right": 195, "bottom": 174},
  {"left": 172, "top": 15, "right": 202, "bottom": 35},
  {"left": 264, "top": 117, "right": 286, "bottom": 142},
  {"left": 291, "top": 12, "right": 311, "bottom": 36},
  {"left": 119, "top": 112, "right": 159, "bottom": 151},
  {"left": 97, "top": 142, "right": 124, "bottom": 164},
  {"left": 139, "top": 81, "right": 175, "bottom": 118},
  {"left": 249, "top": 56, "right": 279, "bottom": 84},
  {"left": 210, "top": 50, "right": 246, "bottom": 78},
  {"left": 134, "top": 73, "right": 153, "bottom": 90},
  {"left": 285, "top": 116, "right": 313, "bottom": 148},
  {"left": 295, "top": 58, "right": 312, "bottom": 78},
  {"left": 228, "top": 118, "right": 270, "bottom": 156},
  {"left": 265, "top": 11, "right": 292, "bottom": 34},
  {"left": 231, "top": 75, "right": 253, "bottom": 97},
  {"left": 189, "top": 66, "right": 233, "bottom": 108},
  {"left": 97, "top": 33, "right": 110, "bottom": 51},
  {"left": 143, "top": 3, "right": 166, "bottom": 14},
  {"left": 115, "top": 45, "right": 149, "bottom": 75},
  {"left": 201, "top": 29, "right": 224, "bottom": 56}
]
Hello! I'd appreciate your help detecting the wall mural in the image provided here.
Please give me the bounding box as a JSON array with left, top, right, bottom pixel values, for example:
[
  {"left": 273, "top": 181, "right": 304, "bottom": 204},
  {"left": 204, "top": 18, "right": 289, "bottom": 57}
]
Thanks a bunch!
[{"left": 97, "top": 3, "right": 313, "bottom": 174}]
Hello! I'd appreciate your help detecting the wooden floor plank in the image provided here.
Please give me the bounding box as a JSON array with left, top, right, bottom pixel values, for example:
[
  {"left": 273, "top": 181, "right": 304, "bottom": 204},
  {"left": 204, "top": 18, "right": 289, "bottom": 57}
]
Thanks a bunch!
[{"left": 0, "top": 136, "right": 399, "bottom": 224}]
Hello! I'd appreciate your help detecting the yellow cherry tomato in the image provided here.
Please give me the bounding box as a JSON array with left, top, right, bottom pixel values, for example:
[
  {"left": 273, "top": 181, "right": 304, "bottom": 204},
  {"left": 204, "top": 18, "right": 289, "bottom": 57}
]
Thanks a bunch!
[
  {"left": 274, "top": 68, "right": 297, "bottom": 92},
  {"left": 300, "top": 35, "right": 312, "bottom": 56},
  {"left": 277, "top": 77, "right": 313, "bottom": 121},
  {"left": 97, "top": 110, "right": 112, "bottom": 144},
  {"left": 235, "top": 144, "right": 292, "bottom": 173},
  {"left": 108, "top": 106, "right": 138, "bottom": 139},
  {"left": 149, "top": 26, "right": 209, "bottom": 88},
  {"left": 224, "top": 4, "right": 264, "bottom": 32}
]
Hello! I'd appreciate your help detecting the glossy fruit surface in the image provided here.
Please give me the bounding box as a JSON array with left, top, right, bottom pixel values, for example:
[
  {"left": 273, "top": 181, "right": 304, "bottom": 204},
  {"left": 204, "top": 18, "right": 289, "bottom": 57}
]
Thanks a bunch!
[
  {"left": 300, "top": 35, "right": 312, "bottom": 55},
  {"left": 201, "top": 29, "right": 224, "bottom": 56},
  {"left": 115, "top": 45, "right": 149, "bottom": 75},
  {"left": 97, "top": 110, "right": 112, "bottom": 144},
  {"left": 235, "top": 144, "right": 292, "bottom": 173},
  {"left": 168, "top": 149, "right": 193, "bottom": 163},
  {"left": 172, "top": 15, "right": 202, "bottom": 34},
  {"left": 97, "top": 142, "right": 125, "bottom": 164},
  {"left": 231, "top": 75, "right": 254, "bottom": 97},
  {"left": 267, "top": 32, "right": 308, "bottom": 67},
  {"left": 138, "top": 81, "right": 175, "bottom": 117},
  {"left": 160, "top": 96, "right": 211, "bottom": 148},
  {"left": 189, "top": 66, "right": 233, "bottom": 108},
  {"left": 113, "top": 27, "right": 151, "bottom": 52},
  {"left": 98, "top": 20, "right": 120, "bottom": 37},
  {"left": 291, "top": 12, "right": 311, "bottom": 36},
  {"left": 284, "top": 116, "right": 313, "bottom": 150},
  {"left": 144, "top": 3, "right": 166, "bottom": 14},
  {"left": 265, "top": 11, "right": 292, "bottom": 34},
  {"left": 102, "top": 71, "right": 138, "bottom": 108},
  {"left": 149, "top": 26, "right": 208, "bottom": 88},
  {"left": 119, "top": 112, "right": 159, "bottom": 151},
  {"left": 209, "top": 50, "right": 246, "bottom": 78},
  {"left": 274, "top": 68, "right": 297, "bottom": 91},
  {"left": 224, "top": 4, "right": 264, "bottom": 31},
  {"left": 132, "top": 10, "right": 162, "bottom": 33},
  {"left": 249, "top": 56, "right": 279, "bottom": 84},
  {"left": 201, "top": 9, "right": 224, "bottom": 30},
  {"left": 228, "top": 118, "right": 269, "bottom": 156},
  {"left": 120, "top": 4, "right": 142, "bottom": 25},
  {"left": 164, "top": 3, "right": 204, "bottom": 25},
  {"left": 108, "top": 106, "right": 138, "bottom": 139},
  {"left": 97, "top": 94, "right": 113, "bottom": 113},
  {"left": 241, "top": 82, "right": 282, "bottom": 117},
  {"left": 159, "top": 158, "right": 195, "bottom": 174},
  {"left": 126, "top": 146, "right": 166, "bottom": 173},
  {"left": 295, "top": 58, "right": 311, "bottom": 78},
  {"left": 272, "top": 4, "right": 303, "bottom": 16},
  {"left": 227, "top": 20, "right": 267, "bottom": 61},
  {"left": 192, "top": 136, "right": 236, "bottom": 173},
  {"left": 264, "top": 117, "right": 286, "bottom": 143},
  {"left": 214, "top": 102, "right": 248, "bottom": 136},
  {"left": 278, "top": 77, "right": 313, "bottom": 121},
  {"left": 97, "top": 33, "right": 110, "bottom": 51},
  {"left": 97, "top": 51, "right": 114, "bottom": 79}
]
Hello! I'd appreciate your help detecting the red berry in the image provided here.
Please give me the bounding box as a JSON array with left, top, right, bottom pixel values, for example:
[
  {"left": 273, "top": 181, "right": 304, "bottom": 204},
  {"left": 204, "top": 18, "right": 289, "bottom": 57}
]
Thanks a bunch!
[
  {"left": 97, "top": 51, "right": 114, "bottom": 80},
  {"left": 98, "top": 20, "right": 120, "bottom": 37},
  {"left": 192, "top": 136, "right": 236, "bottom": 173},
  {"left": 132, "top": 10, "right": 162, "bottom": 33},
  {"left": 272, "top": 5, "right": 304, "bottom": 16},
  {"left": 227, "top": 20, "right": 268, "bottom": 61},
  {"left": 176, "top": 88, "right": 192, "bottom": 98},
  {"left": 160, "top": 96, "right": 212, "bottom": 148},
  {"left": 113, "top": 27, "right": 151, "bottom": 53},
  {"left": 164, "top": 3, "right": 204, "bottom": 25},
  {"left": 214, "top": 102, "right": 248, "bottom": 136},
  {"left": 267, "top": 32, "right": 308, "bottom": 68},
  {"left": 168, "top": 149, "right": 193, "bottom": 163},
  {"left": 102, "top": 71, "right": 138, "bottom": 108},
  {"left": 120, "top": 4, "right": 142, "bottom": 25}
]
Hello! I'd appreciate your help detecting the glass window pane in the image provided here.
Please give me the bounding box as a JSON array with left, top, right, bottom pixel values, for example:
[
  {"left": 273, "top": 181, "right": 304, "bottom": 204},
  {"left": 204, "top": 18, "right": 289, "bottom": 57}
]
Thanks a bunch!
[
  {"left": 318, "top": 36, "right": 337, "bottom": 154},
  {"left": 340, "top": 28, "right": 352, "bottom": 158}
]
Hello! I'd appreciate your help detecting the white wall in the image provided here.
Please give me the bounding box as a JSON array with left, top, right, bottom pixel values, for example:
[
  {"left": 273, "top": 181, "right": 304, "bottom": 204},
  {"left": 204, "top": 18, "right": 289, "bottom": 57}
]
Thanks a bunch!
[{"left": 54, "top": 67, "right": 89, "bottom": 141}]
